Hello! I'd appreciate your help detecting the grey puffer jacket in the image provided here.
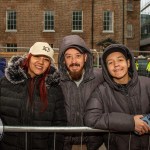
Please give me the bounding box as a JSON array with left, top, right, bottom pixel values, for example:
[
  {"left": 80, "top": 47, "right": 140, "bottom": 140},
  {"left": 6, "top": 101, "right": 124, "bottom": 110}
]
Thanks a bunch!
[
  {"left": 58, "top": 35, "right": 104, "bottom": 150},
  {"left": 84, "top": 44, "right": 150, "bottom": 150},
  {"left": 0, "top": 56, "right": 67, "bottom": 150}
]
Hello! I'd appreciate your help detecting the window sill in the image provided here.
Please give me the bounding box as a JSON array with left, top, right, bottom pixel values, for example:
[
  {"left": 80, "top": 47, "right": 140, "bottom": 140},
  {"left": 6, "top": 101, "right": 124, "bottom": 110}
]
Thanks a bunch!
[
  {"left": 43, "top": 30, "right": 55, "bottom": 32},
  {"left": 5, "top": 30, "right": 17, "bottom": 32},
  {"left": 71, "top": 30, "right": 83, "bottom": 33},
  {"left": 102, "top": 31, "right": 114, "bottom": 33}
]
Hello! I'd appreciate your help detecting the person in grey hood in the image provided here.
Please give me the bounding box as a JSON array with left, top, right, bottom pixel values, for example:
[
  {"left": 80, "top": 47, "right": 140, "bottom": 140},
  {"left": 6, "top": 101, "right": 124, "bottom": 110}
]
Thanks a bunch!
[
  {"left": 58, "top": 35, "right": 104, "bottom": 150},
  {"left": 0, "top": 42, "right": 67, "bottom": 150},
  {"left": 84, "top": 44, "right": 150, "bottom": 150}
]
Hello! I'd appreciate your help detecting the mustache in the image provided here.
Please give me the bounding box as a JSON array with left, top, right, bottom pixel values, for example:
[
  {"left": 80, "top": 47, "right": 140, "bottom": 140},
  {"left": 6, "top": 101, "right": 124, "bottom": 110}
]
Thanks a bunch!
[{"left": 69, "top": 63, "right": 80, "bottom": 67}]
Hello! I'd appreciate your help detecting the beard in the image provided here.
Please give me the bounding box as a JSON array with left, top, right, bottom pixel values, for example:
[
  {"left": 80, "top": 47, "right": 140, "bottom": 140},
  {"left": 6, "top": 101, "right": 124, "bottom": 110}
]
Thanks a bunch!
[{"left": 67, "top": 63, "right": 84, "bottom": 81}]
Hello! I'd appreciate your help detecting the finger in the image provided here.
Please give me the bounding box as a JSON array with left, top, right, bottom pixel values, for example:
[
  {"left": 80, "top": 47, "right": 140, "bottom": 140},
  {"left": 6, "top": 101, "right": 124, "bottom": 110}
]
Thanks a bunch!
[{"left": 142, "top": 125, "right": 149, "bottom": 133}]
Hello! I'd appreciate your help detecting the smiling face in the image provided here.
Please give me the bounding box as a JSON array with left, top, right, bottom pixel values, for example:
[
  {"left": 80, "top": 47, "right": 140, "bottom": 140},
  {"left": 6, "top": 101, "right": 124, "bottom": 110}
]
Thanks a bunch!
[
  {"left": 28, "top": 55, "right": 50, "bottom": 78},
  {"left": 106, "top": 51, "right": 130, "bottom": 84},
  {"left": 64, "top": 48, "right": 87, "bottom": 80}
]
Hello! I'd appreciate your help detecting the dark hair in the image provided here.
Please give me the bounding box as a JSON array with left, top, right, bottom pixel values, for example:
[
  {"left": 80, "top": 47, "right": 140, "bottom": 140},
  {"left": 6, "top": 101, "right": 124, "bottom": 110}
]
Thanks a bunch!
[{"left": 21, "top": 54, "right": 50, "bottom": 112}]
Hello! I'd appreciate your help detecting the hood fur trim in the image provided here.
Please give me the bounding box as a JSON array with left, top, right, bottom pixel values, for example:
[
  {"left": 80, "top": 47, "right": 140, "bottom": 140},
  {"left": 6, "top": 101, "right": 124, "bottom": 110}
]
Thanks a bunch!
[
  {"left": 46, "top": 71, "right": 60, "bottom": 88},
  {"left": 5, "top": 56, "right": 28, "bottom": 84},
  {"left": 5, "top": 56, "right": 61, "bottom": 87}
]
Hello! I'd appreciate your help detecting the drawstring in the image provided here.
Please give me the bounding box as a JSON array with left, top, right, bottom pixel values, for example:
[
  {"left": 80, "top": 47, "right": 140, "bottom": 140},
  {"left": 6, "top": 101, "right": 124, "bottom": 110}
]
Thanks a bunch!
[
  {"left": 128, "top": 133, "right": 131, "bottom": 150},
  {"left": 107, "top": 131, "right": 110, "bottom": 150},
  {"left": 148, "top": 135, "right": 150, "bottom": 150}
]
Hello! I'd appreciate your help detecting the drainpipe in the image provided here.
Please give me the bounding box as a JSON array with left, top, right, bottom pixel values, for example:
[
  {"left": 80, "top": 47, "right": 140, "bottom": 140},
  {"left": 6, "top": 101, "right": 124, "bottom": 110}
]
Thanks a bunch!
[
  {"left": 91, "top": 0, "right": 94, "bottom": 49},
  {"left": 122, "top": 0, "right": 125, "bottom": 44}
]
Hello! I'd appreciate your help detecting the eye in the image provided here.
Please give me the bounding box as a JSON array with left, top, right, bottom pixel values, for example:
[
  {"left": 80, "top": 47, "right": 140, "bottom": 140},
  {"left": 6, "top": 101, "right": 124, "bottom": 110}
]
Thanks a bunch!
[
  {"left": 76, "top": 54, "right": 82, "bottom": 58},
  {"left": 44, "top": 58, "right": 50, "bottom": 62},
  {"left": 65, "top": 55, "right": 72, "bottom": 59},
  {"left": 107, "top": 61, "right": 113, "bottom": 66},
  {"left": 118, "top": 58, "right": 124, "bottom": 62}
]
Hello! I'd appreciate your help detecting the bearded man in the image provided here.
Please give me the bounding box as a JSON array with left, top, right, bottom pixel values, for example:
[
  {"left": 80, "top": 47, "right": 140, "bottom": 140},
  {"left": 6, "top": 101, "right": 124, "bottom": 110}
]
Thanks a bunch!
[{"left": 58, "top": 35, "right": 104, "bottom": 150}]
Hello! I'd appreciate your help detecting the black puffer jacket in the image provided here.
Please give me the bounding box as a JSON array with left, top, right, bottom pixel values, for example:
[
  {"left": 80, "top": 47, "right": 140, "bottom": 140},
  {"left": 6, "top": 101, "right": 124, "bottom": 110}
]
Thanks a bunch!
[
  {"left": 58, "top": 35, "right": 104, "bottom": 150},
  {"left": 84, "top": 44, "right": 150, "bottom": 150},
  {"left": 0, "top": 56, "right": 67, "bottom": 150}
]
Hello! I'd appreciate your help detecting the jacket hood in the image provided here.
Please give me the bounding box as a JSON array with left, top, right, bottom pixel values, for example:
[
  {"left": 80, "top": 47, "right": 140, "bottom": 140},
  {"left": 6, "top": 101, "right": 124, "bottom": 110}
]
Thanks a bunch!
[
  {"left": 58, "top": 35, "right": 93, "bottom": 72},
  {"left": 101, "top": 44, "right": 138, "bottom": 90},
  {"left": 5, "top": 55, "right": 60, "bottom": 86}
]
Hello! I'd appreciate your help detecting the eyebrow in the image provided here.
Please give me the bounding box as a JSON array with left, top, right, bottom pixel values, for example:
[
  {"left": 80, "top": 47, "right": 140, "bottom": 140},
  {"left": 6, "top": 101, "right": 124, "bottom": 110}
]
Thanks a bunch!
[{"left": 106, "top": 56, "right": 125, "bottom": 61}]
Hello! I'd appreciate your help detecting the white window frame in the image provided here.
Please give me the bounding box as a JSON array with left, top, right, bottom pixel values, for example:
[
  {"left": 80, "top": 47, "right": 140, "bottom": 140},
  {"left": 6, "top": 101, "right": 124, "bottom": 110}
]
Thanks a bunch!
[
  {"left": 6, "top": 10, "right": 17, "bottom": 32},
  {"left": 72, "top": 11, "right": 83, "bottom": 32},
  {"left": 127, "top": 24, "right": 133, "bottom": 38},
  {"left": 103, "top": 11, "right": 114, "bottom": 33},
  {"left": 43, "top": 11, "right": 55, "bottom": 32}
]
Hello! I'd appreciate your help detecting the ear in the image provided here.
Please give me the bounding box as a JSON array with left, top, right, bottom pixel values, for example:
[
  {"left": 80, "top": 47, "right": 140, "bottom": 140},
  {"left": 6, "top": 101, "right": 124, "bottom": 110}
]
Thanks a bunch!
[
  {"left": 84, "top": 54, "right": 87, "bottom": 62},
  {"left": 127, "top": 59, "right": 130, "bottom": 68}
]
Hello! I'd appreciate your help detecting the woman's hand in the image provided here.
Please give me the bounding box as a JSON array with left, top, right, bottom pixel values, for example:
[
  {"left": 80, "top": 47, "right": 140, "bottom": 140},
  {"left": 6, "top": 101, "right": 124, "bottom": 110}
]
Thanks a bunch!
[{"left": 134, "top": 115, "right": 150, "bottom": 135}]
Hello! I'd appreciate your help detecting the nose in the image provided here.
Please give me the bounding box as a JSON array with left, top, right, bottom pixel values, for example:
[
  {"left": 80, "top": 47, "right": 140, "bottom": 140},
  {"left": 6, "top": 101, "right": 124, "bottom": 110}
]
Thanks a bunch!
[
  {"left": 71, "top": 56, "right": 77, "bottom": 63},
  {"left": 38, "top": 57, "right": 44, "bottom": 64},
  {"left": 114, "top": 61, "right": 119, "bottom": 67}
]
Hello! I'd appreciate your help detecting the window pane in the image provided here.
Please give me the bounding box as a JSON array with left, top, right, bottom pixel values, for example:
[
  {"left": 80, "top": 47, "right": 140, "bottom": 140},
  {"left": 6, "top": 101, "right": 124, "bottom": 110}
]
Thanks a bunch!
[
  {"left": 44, "top": 11, "right": 54, "bottom": 30},
  {"left": 103, "top": 11, "right": 113, "bottom": 31},
  {"left": 127, "top": 24, "right": 133, "bottom": 38},
  {"left": 7, "top": 10, "right": 16, "bottom": 30},
  {"left": 72, "top": 11, "right": 82, "bottom": 31}
]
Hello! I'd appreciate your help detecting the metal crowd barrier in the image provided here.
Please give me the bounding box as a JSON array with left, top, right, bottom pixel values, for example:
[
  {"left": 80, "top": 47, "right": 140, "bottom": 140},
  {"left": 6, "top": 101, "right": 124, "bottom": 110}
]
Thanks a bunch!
[
  {"left": 3, "top": 126, "right": 107, "bottom": 150},
  {"left": 4, "top": 126, "right": 105, "bottom": 133}
]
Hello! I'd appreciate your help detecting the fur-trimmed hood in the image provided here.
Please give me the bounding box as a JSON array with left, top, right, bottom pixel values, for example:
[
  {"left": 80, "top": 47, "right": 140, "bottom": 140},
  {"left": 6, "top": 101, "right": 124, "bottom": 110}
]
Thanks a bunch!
[{"left": 5, "top": 55, "right": 60, "bottom": 87}]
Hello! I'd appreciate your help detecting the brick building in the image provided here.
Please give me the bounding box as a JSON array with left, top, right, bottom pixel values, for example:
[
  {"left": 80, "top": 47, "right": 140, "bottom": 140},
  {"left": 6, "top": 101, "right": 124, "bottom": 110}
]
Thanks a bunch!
[
  {"left": 140, "top": 0, "right": 150, "bottom": 51},
  {"left": 0, "top": 0, "right": 140, "bottom": 53}
]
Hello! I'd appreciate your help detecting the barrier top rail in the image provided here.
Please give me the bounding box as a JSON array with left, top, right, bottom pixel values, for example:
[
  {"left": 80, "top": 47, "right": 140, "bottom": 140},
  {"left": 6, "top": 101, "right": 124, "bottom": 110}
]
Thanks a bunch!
[{"left": 3, "top": 126, "right": 107, "bottom": 133}]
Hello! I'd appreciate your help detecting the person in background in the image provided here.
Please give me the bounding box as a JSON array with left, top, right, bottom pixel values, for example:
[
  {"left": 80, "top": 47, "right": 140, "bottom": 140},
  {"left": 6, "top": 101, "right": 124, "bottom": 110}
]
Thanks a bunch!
[
  {"left": 58, "top": 35, "right": 104, "bottom": 150},
  {"left": 0, "top": 57, "right": 6, "bottom": 78},
  {"left": 146, "top": 58, "right": 150, "bottom": 77},
  {"left": 84, "top": 44, "right": 150, "bottom": 150},
  {"left": 0, "top": 42, "right": 67, "bottom": 150}
]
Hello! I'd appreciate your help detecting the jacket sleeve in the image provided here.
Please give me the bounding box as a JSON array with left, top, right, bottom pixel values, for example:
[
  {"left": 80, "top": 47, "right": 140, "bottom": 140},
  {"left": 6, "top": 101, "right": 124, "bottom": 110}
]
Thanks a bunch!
[{"left": 84, "top": 88, "right": 135, "bottom": 132}]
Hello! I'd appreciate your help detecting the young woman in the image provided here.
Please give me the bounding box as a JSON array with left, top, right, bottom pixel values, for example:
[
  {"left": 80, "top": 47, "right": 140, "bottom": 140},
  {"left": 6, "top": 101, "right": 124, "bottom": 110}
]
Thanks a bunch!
[
  {"left": 0, "top": 42, "right": 67, "bottom": 150},
  {"left": 85, "top": 44, "right": 150, "bottom": 150}
]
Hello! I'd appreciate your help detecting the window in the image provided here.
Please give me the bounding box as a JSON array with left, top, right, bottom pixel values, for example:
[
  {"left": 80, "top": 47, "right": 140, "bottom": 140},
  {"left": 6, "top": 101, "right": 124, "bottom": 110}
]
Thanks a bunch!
[
  {"left": 6, "top": 43, "right": 17, "bottom": 52},
  {"left": 103, "top": 11, "right": 113, "bottom": 32},
  {"left": 127, "top": 2, "right": 133, "bottom": 11},
  {"left": 6, "top": 10, "right": 17, "bottom": 31},
  {"left": 72, "top": 11, "right": 82, "bottom": 31},
  {"left": 44, "top": 11, "right": 54, "bottom": 31},
  {"left": 127, "top": 24, "right": 133, "bottom": 38}
]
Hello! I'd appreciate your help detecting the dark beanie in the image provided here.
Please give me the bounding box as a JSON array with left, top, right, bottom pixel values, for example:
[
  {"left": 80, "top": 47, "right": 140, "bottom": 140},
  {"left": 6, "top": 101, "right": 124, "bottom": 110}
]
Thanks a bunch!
[{"left": 103, "top": 46, "right": 129, "bottom": 63}]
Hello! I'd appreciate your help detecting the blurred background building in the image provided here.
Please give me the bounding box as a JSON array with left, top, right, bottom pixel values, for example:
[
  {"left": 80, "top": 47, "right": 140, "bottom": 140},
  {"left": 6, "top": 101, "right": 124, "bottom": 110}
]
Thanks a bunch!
[
  {"left": 0, "top": 0, "right": 140, "bottom": 54},
  {"left": 140, "top": 0, "right": 150, "bottom": 51}
]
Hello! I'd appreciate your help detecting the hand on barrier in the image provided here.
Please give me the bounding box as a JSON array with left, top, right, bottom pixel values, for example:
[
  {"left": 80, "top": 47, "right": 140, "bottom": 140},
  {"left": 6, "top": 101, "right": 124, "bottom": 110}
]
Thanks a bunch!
[{"left": 134, "top": 114, "right": 150, "bottom": 135}]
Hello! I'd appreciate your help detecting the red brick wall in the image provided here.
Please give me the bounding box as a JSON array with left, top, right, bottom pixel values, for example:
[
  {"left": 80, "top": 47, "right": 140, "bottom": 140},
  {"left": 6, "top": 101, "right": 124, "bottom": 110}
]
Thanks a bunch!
[{"left": 0, "top": 0, "right": 140, "bottom": 52}]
